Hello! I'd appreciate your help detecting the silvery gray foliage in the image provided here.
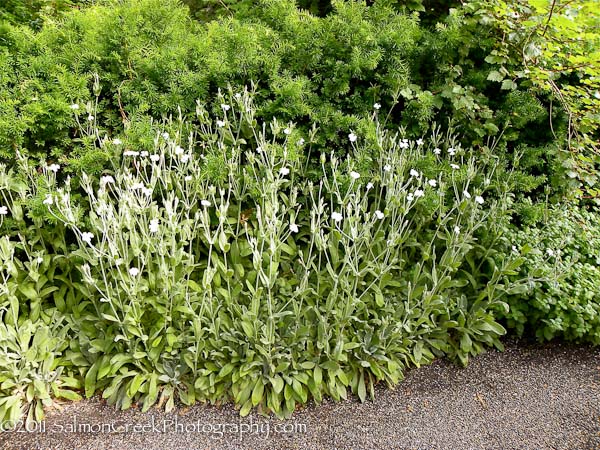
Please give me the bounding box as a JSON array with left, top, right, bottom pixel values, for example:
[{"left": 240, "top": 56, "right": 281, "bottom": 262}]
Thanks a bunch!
[{"left": 0, "top": 88, "right": 523, "bottom": 421}]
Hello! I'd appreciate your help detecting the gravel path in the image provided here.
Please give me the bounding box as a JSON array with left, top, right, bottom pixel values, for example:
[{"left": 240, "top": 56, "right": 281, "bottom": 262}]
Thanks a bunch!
[{"left": 1, "top": 340, "right": 599, "bottom": 450}]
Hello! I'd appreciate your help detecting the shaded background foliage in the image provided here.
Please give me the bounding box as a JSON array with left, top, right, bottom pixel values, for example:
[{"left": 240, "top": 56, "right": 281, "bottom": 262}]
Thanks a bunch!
[{"left": 0, "top": 0, "right": 570, "bottom": 207}]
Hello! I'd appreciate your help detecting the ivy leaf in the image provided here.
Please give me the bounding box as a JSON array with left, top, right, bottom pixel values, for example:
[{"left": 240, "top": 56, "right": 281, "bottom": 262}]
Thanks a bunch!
[
  {"left": 501, "top": 80, "right": 518, "bottom": 90},
  {"left": 487, "top": 70, "right": 504, "bottom": 82}
]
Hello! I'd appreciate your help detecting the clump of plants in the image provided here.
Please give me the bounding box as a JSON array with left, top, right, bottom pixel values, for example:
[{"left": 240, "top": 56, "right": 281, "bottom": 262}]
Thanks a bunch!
[
  {"left": 0, "top": 162, "right": 84, "bottom": 425},
  {"left": 0, "top": 90, "right": 524, "bottom": 423}
]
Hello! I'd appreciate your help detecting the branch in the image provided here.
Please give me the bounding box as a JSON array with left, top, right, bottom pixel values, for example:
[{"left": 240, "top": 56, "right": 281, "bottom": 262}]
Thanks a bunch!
[{"left": 541, "top": 0, "right": 557, "bottom": 37}]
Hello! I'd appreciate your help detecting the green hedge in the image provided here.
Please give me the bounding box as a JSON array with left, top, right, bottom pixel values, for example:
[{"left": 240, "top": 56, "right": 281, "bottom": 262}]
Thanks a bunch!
[{"left": 0, "top": 0, "right": 565, "bottom": 199}]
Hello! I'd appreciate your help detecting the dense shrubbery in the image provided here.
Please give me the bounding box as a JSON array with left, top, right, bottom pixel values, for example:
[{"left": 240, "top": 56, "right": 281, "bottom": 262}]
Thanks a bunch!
[
  {"left": 467, "top": 0, "right": 600, "bottom": 198},
  {"left": 502, "top": 205, "right": 600, "bottom": 345},
  {"left": 0, "top": 0, "right": 598, "bottom": 427},
  {"left": 0, "top": 0, "right": 82, "bottom": 28},
  {"left": 0, "top": 0, "right": 568, "bottom": 202}
]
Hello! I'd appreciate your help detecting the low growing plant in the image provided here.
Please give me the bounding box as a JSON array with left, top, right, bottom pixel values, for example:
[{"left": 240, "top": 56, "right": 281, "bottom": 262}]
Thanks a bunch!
[
  {"left": 0, "top": 234, "right": 82, "bottom": 427},
  {"left": 501, "top": 204, "right": 600, "bottom": 344},
  {"left": 0, "top": 158, "right": 88, "bottom": 427}
]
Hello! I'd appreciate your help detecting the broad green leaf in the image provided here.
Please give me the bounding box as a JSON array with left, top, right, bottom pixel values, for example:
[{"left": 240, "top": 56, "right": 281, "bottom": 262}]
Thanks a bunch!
[
  {"left": 270, "top": 376, "right": 284, "bottom": 394},
  {"left": 357, "top": 374, "right": 366, "bottom": 403},
  {"left": 85, "top": 361, "right": 99, "bottom": 398},
  {"left": 251, "top": 379, "right": 264, "bottom": 406}
]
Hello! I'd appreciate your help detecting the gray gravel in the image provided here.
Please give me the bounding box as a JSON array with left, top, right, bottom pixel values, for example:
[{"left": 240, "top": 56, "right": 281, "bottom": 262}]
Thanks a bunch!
[{"left": 1, "top": 339, "right": 599, "bottom": 450}]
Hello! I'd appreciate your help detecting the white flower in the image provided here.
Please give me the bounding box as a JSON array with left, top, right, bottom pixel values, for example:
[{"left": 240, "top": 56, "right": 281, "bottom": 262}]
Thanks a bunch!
[
  {"left": 375, "top": 210, "right": 384, "bottom": 219},
  {"left": 162, "top": 132, "right": 170, "bottom": 140},
  {"left": 201, "top": 200, "right": 211, "bottom": 207},
  {"left": 332, "top": 212, "right": 343, "bottom": 222},
  {"left": 290, "top": 223, "right": 299, "bottom": 233},
  {"left": 129, "top": 267, "right": 140, "bottom": 277},
  {"left": 141, "top": 187, "right": 153, "bottom": 197},
  {"left": 512, "top": 245, "right": 518, "bottom": 253},
  {"left": 373, "top": 102, "right": 381, "bottom": 110},
  {"left": 181, "top": 154, "right": 191, "bottom": 163},
  {"left": 279, "top": 167, "right": 290, "bottom": 176},
  {"left": 399, "top": 140, "right": 409, "bottom": 149},
  {"left": 99, "top": 297, "right": 110, "bottom": 303},
  {"left": 113, "top": 138, "right": 122, "bottom": 146},
  {"left": 410, "top": 169, "right": 420, "bottom": 178},
  {"left": 463, "top": 190, "right": 472, "bottom": 199},
  {"left": 140, "top": 151, "right": 149, "bottom": 157},
  {"left": 475, "top": 195, "right": 484, "bottom": 205},
  {"left": 297, "top": 138, "right": 305, "bottom": 146},
  {"left": 100, "top": 175, "right": 115, "bottom": 185},
  {"left": 348, "top": 132, "right": 357, "bottom": 142},
  {"left": 383, "top": 164, "right": 391, "bottom": 172},
  {"left": 366, "top": 182, "right": 374, "bottom": 191},
  {"left": 70, "top": 104, "right": 79, "bottom": 110},
  {"left": 416, "top": 138, "right": 424, "bottom": 146},
  {"left": 407, "top": 193, "right": 414, "bottom": 202},
  {"left": 221, "top": 104, "right": 230, "bottom": 111},
  {"left": 283, "top": 128, "right": 291, "bottom": 135},
  {"left": 81, "top": 232, "right": 94, "bottom": 244},
  {"left": 256, "top": 146, "right": 262, "bottom": 153},
  {"left": 216, "top": 120, "right": 225, "bottom": 128},
  {"left": 234, "top": 93, "right": 242, "bottom": 100},
  {"left": 131, "top": 182, "right": 144, "bottom": 190},
  {"left": 87, "top": 115, "right": 94, "bottom": 122},
  {"left": 36, "top": 256, "right": 44, "bottom": 264},
  {"left": 48, "top": 164, "right": 60, "bottom": 173},
  {"left": 149, "top": 219, "right": 159, "bottom": 233},
  {"left": 454, "top": 225, "right": 461, "bottom": 235},
  {"left": 43, "top": 195, "right": 53, "bottom": 206},
  {"left": 448, "top": 147, "right": 456, "bottom": 156},
  {"left": 185, "top": 175, "right": 193, "bottom": 181},
  {"left": 428, "top": 179, "right": 437, "bottom": 187},
  {"left": 546, "top": 249, "right": 554, "bottom": 256},
  {"left": 450, "top": 163, "right": 460, "bottom": 170},
  {"left": 175, "top": 146, "right": 185, "bottom": 155},
  {"left": 123, "top": 151, "right": 139, "bottom": 157},
  {"left": 81, "top": 263, "right": 91, "bottom": 280},
  {"left": 150, "top": 154, "right": 160, "bottom": 162},
  {"left": 595, "top": 91, "right": 600, "bottom": 100},
  {"left": 350, "top": 171, "right": 360, "bottom": 180},
  {"left": 433, "top": 147, "right": 441, "bottom": 155},
  {"left": 0, "top": 206, "right": 8, "bottom": 215},
  {"left": 414, "top": 189, "right": 425, "bottom": 198}
]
